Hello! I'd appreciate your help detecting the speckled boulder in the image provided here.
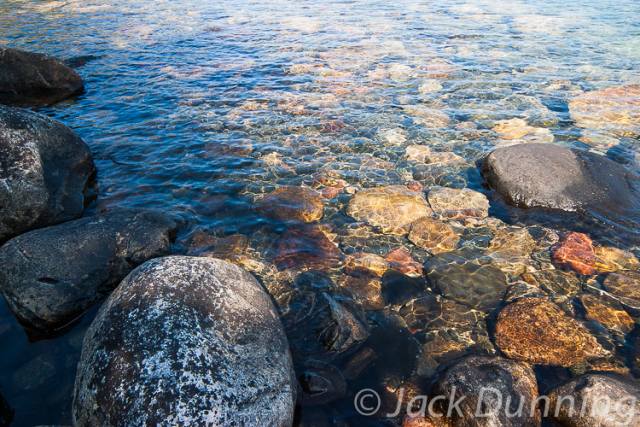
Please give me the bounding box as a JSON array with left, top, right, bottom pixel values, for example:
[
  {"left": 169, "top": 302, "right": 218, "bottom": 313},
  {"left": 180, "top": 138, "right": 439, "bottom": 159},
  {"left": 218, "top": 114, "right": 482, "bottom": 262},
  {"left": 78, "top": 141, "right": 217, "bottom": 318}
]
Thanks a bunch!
[
  {"left": 495, "top": 298, "right": 605, "bottom": 367},
  {"left": 0, "top": 105, "right": 95, "bottom": 243},
  {"left": 73, "top": 256, "right": 296, "bottom": 427},
  {"left": 255, "top": 186, "right": 323, "bottom": 223},
  {"left": 547, "top": 374, "right": 640, "bottom": 427},
  {"left": 0, "top": 47, "right": 84, "bottom": 105},
  {"left": 0, "top": 210, "right": 183, "bottom": 331},
  {"left": 405, "top": 356, "right": 540, "bottom": 427},
  {"left": 346, "top": 185, "right": 434, "bottom": 235},
  {"left": 481, "top": 144, "right": 640, "bottom": 241}
]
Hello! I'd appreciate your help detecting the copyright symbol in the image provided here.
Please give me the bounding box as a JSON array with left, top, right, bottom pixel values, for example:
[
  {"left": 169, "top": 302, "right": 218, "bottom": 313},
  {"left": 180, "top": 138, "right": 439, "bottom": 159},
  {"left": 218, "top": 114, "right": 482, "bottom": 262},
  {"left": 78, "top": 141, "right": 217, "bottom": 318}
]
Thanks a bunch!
[{"left": 354, "top": 388, "right": 381, "bottom": 416}]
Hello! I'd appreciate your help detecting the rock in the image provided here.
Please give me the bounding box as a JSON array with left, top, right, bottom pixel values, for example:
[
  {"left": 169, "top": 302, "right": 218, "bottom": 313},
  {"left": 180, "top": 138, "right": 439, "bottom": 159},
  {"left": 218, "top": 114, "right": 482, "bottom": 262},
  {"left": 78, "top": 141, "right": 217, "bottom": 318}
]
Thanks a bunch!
[
  {"left": 270, "top": 224, "right": 343, "bottom": 271},
  {"left": 0, "top": 389, "right": 13, "bottom": 427},
  {"left": 0, "top": 210, "right": 182, "bottom": 331},
  {"left": 579, "top": 294, "right": 635, "bottom": 334},
  {"left": 297, "top": 361, "right": 346, "bottom": 406},
  {"left": 186, "top": 229, "right": 218, "bottom": 256},
  {"left": 255, "top": 186, "right": 323, "bottom": 223},
  {"left": 385, "top": 247, "right": 424, "bottom": 277},
  {"left": 12, "top": 354, "right": 56, "bottom": 391},
  {"left": 346, "top": 186, "right": 434, "bottom": 235},
  {"left": 569, "top": 84, "right": 640, "bottom": 132},
  {"left": 504, "top": 281, "right": 543, "bottom": 304},
  {"left": 73, "top": 256, "right": 296, "bottom": 426},
  {"left": 522, "top": 269, "right": 581, "bottom": 297},
  {"left": 403, "top": 105, "right": 451, "bottom": 128},
  {"left": 400, "top": 293, "right": 484, "bottom": 333},
  {"left": 425, "top": 250, "right": 508, "bottom": 311},
  {"left": 603, "top": 271, "right": 640, "bottom": 316},
  {"left": 495, "top": 298, "right": 605, "bottom": 367},
  {"left": 0, "top": 47, "right": 84, "bottom": 105},
  {"left": 0, "top": 105, "right": 95, "bottom": 242},
  {"left": 405, "top": 356, "right": 540, "bottom": 427},
  {"left": 344, "top": 252, "right": 388, "bottom": 278},
  {"left": 481, "top": 144, "right": 640, "bottom": 239},
  {"left": 408, "top": 217, "right": 460, "bottom": 255},
  {"left": 492, "top": 118, "right": 553, "bottom": 144},
  {"left": 338, "top": 275, "right": 385, "bottom": 310},
  {"left": 551, "top": 232, "right": 600, "bottom": 275},
  {"left": 203, "top": 234, "right": 248, "bottom": 262},
  {"left": 427, "top": 187, "right": 489, "bottom": 220},
  {"left": 405, "top": 145, "right": 433, "bottom": 163},
  {"left": 547, "top": 374, "right": 640, "bottom": 427},
  {"left": 486, "top": 227, "right": 535, "bottom": 276},
  {"left": 594, "top": 246, "right": 640, "bottom": 273}
]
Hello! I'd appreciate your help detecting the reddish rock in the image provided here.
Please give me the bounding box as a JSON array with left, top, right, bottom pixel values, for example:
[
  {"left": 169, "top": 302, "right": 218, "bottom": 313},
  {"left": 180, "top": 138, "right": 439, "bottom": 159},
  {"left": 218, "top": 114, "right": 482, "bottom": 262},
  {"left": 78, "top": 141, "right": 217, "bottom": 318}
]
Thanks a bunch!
[
  {"left": 550, "top": 232, "right": 601, "bottom": 275},
  {"left": 385, "top": 247, "right": 423, "bottom": 277},
  {"left": 270, "top": 224, "right": 343, "bottom": 271}
]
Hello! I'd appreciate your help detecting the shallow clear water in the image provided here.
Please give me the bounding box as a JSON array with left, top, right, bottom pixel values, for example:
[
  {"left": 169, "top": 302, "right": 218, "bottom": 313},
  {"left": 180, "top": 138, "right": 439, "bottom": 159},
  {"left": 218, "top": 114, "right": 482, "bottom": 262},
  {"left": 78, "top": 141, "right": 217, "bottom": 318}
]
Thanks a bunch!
[{"left": 0, "top": 0, "right": 639, "bottom": 425}]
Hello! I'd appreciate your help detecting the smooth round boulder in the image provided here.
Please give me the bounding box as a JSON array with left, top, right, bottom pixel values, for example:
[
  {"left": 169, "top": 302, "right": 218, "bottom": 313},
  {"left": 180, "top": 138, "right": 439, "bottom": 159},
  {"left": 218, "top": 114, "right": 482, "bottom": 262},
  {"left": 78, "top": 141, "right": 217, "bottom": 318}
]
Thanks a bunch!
[
  {"left": 73, "top": 256, "right": 296, "bottom": 426},
  {"left": 481, "top": 143, "right": 640, "bottom": 240},
  {"left": 0, "top": 210, "right": 183, "bottom": 331},
  {"left": 547, "top": 374, "right": 640, "bottom": 427},
  {"left": 0, "top": 105, "right": 95, "bottom": 242},
  {"left": 0, "top": 47, "right": 84, "bottom": 105}
]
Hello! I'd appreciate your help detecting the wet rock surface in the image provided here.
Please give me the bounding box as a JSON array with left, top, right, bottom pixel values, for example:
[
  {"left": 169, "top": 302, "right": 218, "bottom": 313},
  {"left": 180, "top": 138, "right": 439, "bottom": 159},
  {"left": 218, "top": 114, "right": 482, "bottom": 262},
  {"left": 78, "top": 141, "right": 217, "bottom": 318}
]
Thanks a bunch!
[
  {"left": 427, "top": 187, "right": 489, "bottom": 220},
  {"left": 547, "top": 374, "right": 640, "bottom": 427},
  {"left": 405, "top": 356, "right": 540, "bottom": 427},
  {"left": 0, "top": 105, "right": 95, "bottom": 243},
  {"left": 408, "top": 217, "right": 459, "bottom": 254},
  {"left": 255, "top": 186, "right": 323, "bottom": 223},
  {"left": 551, "top": 232, "right": 599, "bottom": 275},
  {"left": 579, "top": 294, "right": 635, "bottom": 334},
  {"left": 425, "top": 250, "right": 508, "bottom": 311},
  {"left": 270, "top": 224, "right": 343, "bottom": 271},
  {"left": 495, "top": 298, "right": 605, "bottom": 367},
  {"left": 482, "top": 143, "right": 640, "bottom": 242},
  {"left": 0, "top": 47, "right": 84, "bottom": 105},
  {"left": 603, "top": 271, "right": 640, "bottom": 316},
  {"left": 73, "top": 256, "right": 296, "bottom": 426},
  {"left": 346, "top": 185, "right": 434, "bottom": 235},
  {"left": 0, "top": 210, "right": 182, "bottom": 331},
  {"left": 569, "top": 84, "right": 640, "bottom": 132}
]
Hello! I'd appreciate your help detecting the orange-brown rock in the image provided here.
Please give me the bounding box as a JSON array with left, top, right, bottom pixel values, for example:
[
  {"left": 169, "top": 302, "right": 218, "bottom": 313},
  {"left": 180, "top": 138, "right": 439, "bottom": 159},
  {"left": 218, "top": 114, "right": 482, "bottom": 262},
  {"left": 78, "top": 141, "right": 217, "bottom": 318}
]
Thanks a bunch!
[
  {"left": 186, "top": 229, "right": 218, "bottom": 256},
  {"left": 346, "top": 186, "right": 434, "bottom": 235},
  {"left": 408, "top": 217, "right": 459, "bottom": 254},
  {"left": 344, "top": 252, "right": 389, "bottom": 277},
  {"left": 270, "top": 224, "right": 343, "bottom": 271},
  {"left": 550, "top": 232, "right": 601, "bottom": 275},
  {"left": 603, "top": 270, "right": 640, "bottom": 314},
  {"left": 427, "top": 188, "right": 489, "bottom": 220},
  {"left": 256, "top": 186, "right": 323, "bottom": 223},
  {"left": 495, "top": 298, "right": 605, "bottom": 367},
  {"left": 202, "top": 234, "right": 248, "bottom": 263},
  {"left": 569, "top": 84, "right": 640, "bottom": 131},
  {"left": 385, "top": 247, "right": 423, "bottom": 277},
  {"left": 594, "top": 246, "right": 640, "bottom": 273},
  {"left": 579, "top": 294, "right": 635, "bottom": 334},
  {"left": 338, "top": 275, "right": 385, "bottom": 311}
]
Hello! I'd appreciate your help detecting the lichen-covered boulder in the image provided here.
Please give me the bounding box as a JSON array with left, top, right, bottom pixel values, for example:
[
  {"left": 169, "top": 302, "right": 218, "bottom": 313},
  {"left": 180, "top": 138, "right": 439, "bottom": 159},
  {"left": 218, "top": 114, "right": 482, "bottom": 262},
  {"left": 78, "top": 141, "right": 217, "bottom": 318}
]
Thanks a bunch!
[
  {"left": 255, "top": 186, "right": 323, "bottom": 223},
  {"left": 404, "top": 356, "right": 540, "bottom": 427},
  {"left": 481, "top": 144, "right": 640, "bottom": 242},
  {"left": 0, "top": 105, "right": 95, "bottom": 242},
  {"left": 547, "top": 374, "right": 640, "bottom": 427},
  {"left": 346, "top": 186, "right": 434, "bottom": 235},
  {"left": 73, "top": 256, "right": 296, "bottom": 426},
  {"left": 0, "top": 210, "right": 183, "bottom": 331},
  {"left": 495, "top": 298, "right": 605, "bottom": 367},
  {"left": 0, "top": 47, "right": 84, "bottom": 105}
]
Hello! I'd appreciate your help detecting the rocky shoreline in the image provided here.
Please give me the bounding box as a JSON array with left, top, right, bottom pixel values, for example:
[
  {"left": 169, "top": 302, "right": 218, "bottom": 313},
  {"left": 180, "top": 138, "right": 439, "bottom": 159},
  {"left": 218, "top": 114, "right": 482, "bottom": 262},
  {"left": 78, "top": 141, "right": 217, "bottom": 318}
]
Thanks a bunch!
[{"left": 1, "top": 47, "right": 640, "bottom": 427}]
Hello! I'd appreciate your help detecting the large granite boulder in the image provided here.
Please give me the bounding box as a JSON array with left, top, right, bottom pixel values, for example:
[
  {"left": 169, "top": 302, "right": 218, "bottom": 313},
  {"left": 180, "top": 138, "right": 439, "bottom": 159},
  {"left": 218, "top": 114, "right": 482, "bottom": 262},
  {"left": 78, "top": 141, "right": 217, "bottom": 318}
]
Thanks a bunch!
[
  {"left": 73, "top": 256, "right": 296, "bottom": 426},
  {"left": 0, "top": 105, "right": 95, "bottom": 243},
  {"left": 0, "top": 47, "right": 84, "bottom": 105},
  {"left": 481, "top": 143, "right": 640, "bottom": 241},
  {"left": 547, "top": 374, "right": 640, "bottom": 427},
  {"left": 0, "top": 210, "right": 183, "bottom": 331}
]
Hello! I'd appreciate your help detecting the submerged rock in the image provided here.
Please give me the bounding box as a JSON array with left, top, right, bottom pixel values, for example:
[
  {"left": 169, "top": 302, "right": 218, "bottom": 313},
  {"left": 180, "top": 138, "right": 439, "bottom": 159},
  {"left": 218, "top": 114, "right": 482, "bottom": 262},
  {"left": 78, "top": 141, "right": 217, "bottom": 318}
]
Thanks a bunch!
[
  {"left": 495, "top": 298, "right": 605, "bottom": 367},
  {"left": 579, "top": 294, "right": 635, "bottom": 334},
  {"left": 481, "top": 144, "right": 640, "bottom": 241},
  {"left": 551, "top": 232, "right": 599, "bottom": 275},
  {"left": 255, "top": 186, "right": 323, "bottom": 223},
  {"left": 0, "top": 105, "right": 95, "bottom": 242},
  {"left": 0, "top": 389, "right": 13, "bottom": 427},
  {"left": 522, "top": 269, "right": 581, "bottom": 297},
  {"left": 346, "top": 185, "right": 434, "bottom": 235},
  {"left": 547, "top": 374, "right": 640, "bottom": 427},
  {"left": 569, "top": 84, "right": 640, "bottom": 132},
  {"left": 73, "top": 256, "right": 296, "bottom": 426},
  {"left": 0, "top": 210, "right": 183, "bottom": 331},
  {"left": 385, "top": 246, "right": 424, "bottom": 277},
  {"left": 492, "top": 117, "right": 553, "bottom": 144},
  {"left": 270, "top": 224, "right": 343, "bottom": 271},
  {"left": 425, "top": 250, "right": 508, "bottom": 311},
  {"left": 297, "top": 361, "right": 347, "bottom": 406},
  {"left": 405, "top": 356, "right": 540, "bottom": 427},
  {"left": 408, "top": 217, "right": 459, "bottom": 255},
  {"left": 603, "top": 271, "right": 640, "bottom": 316},
  {"left": 0, "top": 47, "right": 84, "bottom": 105},
  {"left": 427, "top": 187, "right": 489, "bottom": 220}
]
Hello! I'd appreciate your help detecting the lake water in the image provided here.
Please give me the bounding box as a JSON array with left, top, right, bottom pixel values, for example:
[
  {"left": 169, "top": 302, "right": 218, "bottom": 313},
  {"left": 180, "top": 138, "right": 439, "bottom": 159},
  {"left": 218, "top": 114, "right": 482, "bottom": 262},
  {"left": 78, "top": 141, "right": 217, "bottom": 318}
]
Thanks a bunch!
[{"left": 0, "top": 0, "right": 639, "bottom": 425}]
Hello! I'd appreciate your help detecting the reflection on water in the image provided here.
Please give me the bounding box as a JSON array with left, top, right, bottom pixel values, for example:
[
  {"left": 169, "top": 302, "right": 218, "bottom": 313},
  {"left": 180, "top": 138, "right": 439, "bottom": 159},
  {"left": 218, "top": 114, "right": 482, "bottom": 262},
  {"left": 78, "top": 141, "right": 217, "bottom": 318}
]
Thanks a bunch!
[{"left": 0, "top": 0, "right": 639, "bottom": 425}]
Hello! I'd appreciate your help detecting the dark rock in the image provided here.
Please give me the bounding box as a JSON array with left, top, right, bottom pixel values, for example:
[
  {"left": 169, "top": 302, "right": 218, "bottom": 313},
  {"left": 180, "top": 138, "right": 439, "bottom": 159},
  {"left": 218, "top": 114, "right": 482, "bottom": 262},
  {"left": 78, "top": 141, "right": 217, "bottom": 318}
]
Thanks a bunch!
[
  {"left": 270, "top": 224, "right": 343, "bottom": 271},
  {"left": 425, "top": 250, "right": 508, "bottom": 311},
  {"left": 0, "top": 387, "right": 13, "bottom": 427},
  {"left": 297, "top": 361, "right": 346, "bottom": 406},
  {"left": 73, "top": 256, "right": 296, "bottom": 426},
  {"left": 482, "top": 143, "right": 640, "bottom": 242},
  {"left": 0, "top": 210, "right": 183, "bottom": 331},
  {"left": 405, "top": 356, "right": 540, "bottom": 427},
  {"left": 12, "top": 354, "right": 57, "bottom": 391},
  {"left": 0, "top": 105, "right": 95, "bottom": 242},
  {"left": 0, "top": 47, "right": 84, "bottom": 105},
  {"left": 547, "top": 374, "right": 640, "bottom": 427}
]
